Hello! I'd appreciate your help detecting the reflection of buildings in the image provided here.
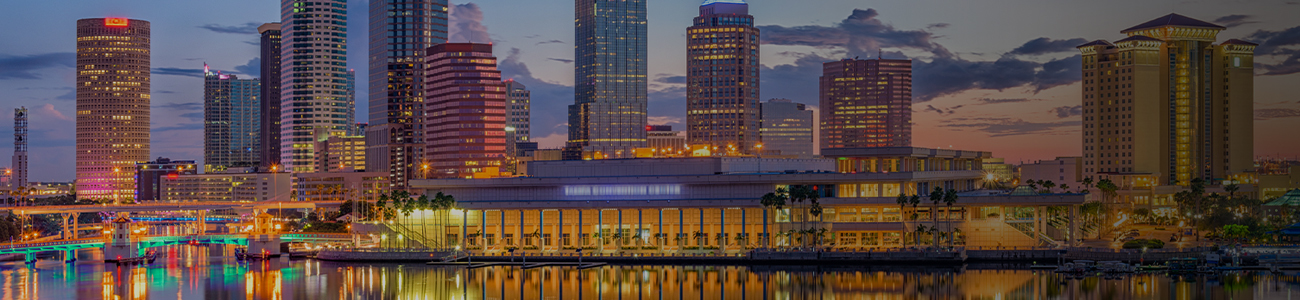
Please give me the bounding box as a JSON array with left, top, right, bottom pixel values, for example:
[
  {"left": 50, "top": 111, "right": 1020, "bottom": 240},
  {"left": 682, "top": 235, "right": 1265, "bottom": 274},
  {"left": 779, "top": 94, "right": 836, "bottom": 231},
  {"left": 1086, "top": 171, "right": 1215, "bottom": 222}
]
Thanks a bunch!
[{"left": 411, "top": 149, "right": 1085, "bottom": 251}]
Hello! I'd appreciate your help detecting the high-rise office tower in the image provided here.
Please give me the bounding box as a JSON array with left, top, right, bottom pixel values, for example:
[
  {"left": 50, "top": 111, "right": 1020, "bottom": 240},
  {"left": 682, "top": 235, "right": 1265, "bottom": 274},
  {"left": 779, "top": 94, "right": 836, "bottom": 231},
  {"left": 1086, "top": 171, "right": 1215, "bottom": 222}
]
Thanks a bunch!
[
  {"left": 760, "top": 99, "right": 813, "bottom": 156},
  {"left": 819, "top": 58, "right": 912, "bottom": 150},
  {"left": 203, "top": 64, "right": 262, "bottom": 172},
  {"left": 280, "top": 0, "right": 350, "bottom": 173},
  {"left": 1077, "top": 14, "right": 1254, "bottom": 186},
  {"left": 686, "top": 0, "right": 761, "bottom": 154},
  {"left": 425, "top": 43, "right": 506, "bottom": 179},
  {"left": 346, "top": 69, "right": 357, "bottom": 126},
  {"left": 505, "top": 80, "right": 531, "bottom": 143},
  {"left": 75, "top": 18, "right": 151, "bottom": 201},
  {"left": 367, "top": 0, "right": 449, "bottom": 188},
  {"left": 568, "top": 0, "right": 649, "bottom": 158},
  {"left": 258, "top": 23, "right": 282, "bottom": 170},
  {"left": 11, "top": 107, "right": 27, "bottom": 188}
]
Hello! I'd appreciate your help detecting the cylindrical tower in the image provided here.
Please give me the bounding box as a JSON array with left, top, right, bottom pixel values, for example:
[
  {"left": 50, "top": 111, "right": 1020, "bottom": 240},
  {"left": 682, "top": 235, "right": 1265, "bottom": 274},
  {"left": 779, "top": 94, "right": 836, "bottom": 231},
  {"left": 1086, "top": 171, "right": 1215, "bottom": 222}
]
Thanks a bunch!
[{"left": 76, "top": 17, "right": 151, "bottom": 201}]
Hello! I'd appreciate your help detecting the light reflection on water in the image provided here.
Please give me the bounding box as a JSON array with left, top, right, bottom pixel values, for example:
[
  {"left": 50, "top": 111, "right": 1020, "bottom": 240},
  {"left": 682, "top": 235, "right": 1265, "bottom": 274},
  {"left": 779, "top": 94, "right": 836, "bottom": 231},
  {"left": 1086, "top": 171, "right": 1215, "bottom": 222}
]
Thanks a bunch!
[{"left": 1, "top": 245, "right": 1299, "bottom": 299}]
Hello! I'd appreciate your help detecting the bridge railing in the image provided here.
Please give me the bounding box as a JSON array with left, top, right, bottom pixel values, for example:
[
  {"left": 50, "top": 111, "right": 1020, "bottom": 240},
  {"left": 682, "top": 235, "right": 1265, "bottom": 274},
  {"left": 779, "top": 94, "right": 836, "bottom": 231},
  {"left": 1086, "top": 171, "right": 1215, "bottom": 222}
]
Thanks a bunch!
[{"left": 0, "top": 238, "right": 103, "bottom": 250}]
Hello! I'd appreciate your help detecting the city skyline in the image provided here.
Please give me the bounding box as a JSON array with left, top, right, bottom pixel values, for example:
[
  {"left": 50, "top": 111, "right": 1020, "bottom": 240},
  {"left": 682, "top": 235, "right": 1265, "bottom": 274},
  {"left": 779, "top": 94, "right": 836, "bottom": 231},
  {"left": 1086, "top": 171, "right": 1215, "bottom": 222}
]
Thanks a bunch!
[{"left": 1, "top": 0, "right": 1298, "bottom": 181}]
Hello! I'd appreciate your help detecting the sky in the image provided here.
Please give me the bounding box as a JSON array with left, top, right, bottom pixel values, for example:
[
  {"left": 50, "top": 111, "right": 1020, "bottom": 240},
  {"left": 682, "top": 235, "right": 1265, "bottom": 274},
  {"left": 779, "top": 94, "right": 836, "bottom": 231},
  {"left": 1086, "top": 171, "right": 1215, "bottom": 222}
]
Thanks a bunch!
[{"left": 1, "top": 0, "right": 1298, "bottom": 182}]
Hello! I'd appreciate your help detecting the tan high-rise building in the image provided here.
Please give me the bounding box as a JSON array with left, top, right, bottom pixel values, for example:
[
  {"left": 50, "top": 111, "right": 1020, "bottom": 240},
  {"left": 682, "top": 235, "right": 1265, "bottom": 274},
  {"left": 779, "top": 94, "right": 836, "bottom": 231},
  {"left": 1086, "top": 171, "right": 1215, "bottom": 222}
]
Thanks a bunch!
[
  {"left": 686, "top": 0, "right": 761, "bottom": 154},
  {"left": 280, "top": 0, "right": 351, "bottom": 173},
  {"left": 819, "top": 58, "right": 913, "bottom": 150},
  {"left": 1077, "top": 14, "right": 1255, "bottom": 187},
  {"left": 76, "top": 18, "right": 151, "bottom": 201}
]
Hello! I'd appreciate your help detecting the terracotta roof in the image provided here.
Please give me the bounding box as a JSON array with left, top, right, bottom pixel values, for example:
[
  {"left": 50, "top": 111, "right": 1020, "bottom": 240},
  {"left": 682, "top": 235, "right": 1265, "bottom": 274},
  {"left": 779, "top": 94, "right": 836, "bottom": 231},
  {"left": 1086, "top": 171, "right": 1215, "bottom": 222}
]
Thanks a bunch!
[
  {"left": 1220, "top": 39, "right": 1259, "bottom": 46},
  {"left": 112, "top": 216, "right": 132, "bottom": 223},
  {"left": 1122, "top": 13, "right": 1225, "bottom": 33},
  {"left": 1076, "top": 40, "right": 1114, "bottom": 48},
  {"left": 1115, "top": 35, "right": 1162, "bottom": 43}
]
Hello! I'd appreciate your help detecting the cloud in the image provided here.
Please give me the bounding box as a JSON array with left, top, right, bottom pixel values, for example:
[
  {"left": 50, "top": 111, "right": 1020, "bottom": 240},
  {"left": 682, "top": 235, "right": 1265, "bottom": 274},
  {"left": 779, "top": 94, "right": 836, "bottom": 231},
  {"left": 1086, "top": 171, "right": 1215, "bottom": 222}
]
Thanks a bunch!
[
  {"left": 1214, "top": 15, "right": 1257, "bottom": 28},
  {"left": 154, "top": 123, "right": 204, "bottom": 132},
  {"left": 498, "top": 48, "right": 575, "bottom": 146},
  {"left": 55, "top": 90, "right": 76, "bottom": 101},
  {"left": 196, "top": 22, "right": 261, "bottom": 34},
  {"left": 234, "top": 57, "right": 260, "bottom": 77},
  {"left": 1255, "top": 108, "right": 1300, "bottom": 120},
  {"left": 548, "top": 58, "right": 574, "bottom": 64},
  {"left": 655, "top": 75, "right": 687, "bottom": 84},
  {"left": 941, "top": 117, "right": 1080, "bottom": 137},
  {"left": 647, "top": 116, "right": 683, "bottom": 126},
  {"left": 156, "top": 90, "right": 177, "bottom": 94},
  {"left": 448, "top": 3, "right": 491, "bottom": 43},
  {"left": 758, "top": 8, "right": 1082, "bottom": 101},
  {"left": 761, "top": 53, "right": 830, "bottom": 103},
  {"left": 922, "top": 104, "right": 962, "bottom": 116},
  {"left": 0, "top": 52, "right": 75, "bottom": 79},
  {"left": 159, "top": 102, "right": 202, "bottom": 111},
  {"left": 37, "top": 104, "right": 71, "bottom": 122},
  {"left": 759, "top": 8, "right": 950, "bottom": 58},
  {"left": 153, "top": 67, "right": 205, "bottom": 78},
  {"left": 531, "top": 132, "right": 568, "bottom": 149},
  {"left": 1049, "top": 105, "right": 1083, "bottom": 118},
  {"left": 1249, "top": 26, "right": 1300, "bottom": 75},
  {"left": 536, "top": 40, "right": 564, "bottom": 45},
  {"left": 975, "top": 98, "right": 1038, "bottom": 105},
  {"left": 1006, "top": 38, "right": 1089, "bottom": 56}
]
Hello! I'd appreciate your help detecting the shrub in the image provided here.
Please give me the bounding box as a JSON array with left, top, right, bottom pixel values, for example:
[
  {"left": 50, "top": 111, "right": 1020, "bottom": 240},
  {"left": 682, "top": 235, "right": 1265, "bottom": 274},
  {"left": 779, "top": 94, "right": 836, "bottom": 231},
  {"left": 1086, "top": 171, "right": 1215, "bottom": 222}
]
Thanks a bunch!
[{"left": 1122, "top": 239, "right": 1165, "bottom": 249}]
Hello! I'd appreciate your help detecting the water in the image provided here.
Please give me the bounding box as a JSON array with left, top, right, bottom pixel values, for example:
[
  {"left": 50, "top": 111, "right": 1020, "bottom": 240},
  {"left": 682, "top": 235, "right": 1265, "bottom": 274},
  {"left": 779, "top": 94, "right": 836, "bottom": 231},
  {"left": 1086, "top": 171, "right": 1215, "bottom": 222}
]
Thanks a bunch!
[{"left": 2, "top": 246, "right": 1300, "bottom": 299}]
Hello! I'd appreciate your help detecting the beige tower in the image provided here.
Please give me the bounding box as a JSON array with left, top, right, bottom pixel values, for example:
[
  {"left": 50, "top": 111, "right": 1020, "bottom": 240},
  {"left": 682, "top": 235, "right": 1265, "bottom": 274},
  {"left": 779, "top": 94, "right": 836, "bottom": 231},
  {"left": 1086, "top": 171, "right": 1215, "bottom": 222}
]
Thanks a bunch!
[
  {"left": 76, "top": 18, "right": 151, "bottom": 201},
  {"left": 1077, "top": 14, "right": 1255, "bottom": 187}
]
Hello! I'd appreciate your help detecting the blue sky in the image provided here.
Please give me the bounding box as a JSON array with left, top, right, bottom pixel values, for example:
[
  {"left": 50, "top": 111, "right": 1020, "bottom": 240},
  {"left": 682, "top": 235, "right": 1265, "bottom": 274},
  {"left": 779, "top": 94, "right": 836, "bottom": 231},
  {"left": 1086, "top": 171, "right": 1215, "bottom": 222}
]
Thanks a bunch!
[{"left": 1, "top": 0, "right": 1298, "bottom": 181}]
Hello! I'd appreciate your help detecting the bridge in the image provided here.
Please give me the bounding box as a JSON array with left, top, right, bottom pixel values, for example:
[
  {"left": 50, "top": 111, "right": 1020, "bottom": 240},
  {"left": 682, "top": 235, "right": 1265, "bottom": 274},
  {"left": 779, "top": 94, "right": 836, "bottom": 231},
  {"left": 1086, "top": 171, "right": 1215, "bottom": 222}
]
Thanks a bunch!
[
  {"left": 1, "top": 200, "right": 346, "bottom": 215},
  {"left": 0, "top": 233, "right": 352, "bottom": 263}
]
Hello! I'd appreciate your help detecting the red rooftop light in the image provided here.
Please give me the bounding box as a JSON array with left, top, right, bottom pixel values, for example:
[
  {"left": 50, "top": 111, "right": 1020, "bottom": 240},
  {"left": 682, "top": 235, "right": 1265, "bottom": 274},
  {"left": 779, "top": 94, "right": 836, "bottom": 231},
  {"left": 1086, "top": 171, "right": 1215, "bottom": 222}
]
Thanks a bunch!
[{"left": 105, "top": 18, "right": 128, "bottom": 27}]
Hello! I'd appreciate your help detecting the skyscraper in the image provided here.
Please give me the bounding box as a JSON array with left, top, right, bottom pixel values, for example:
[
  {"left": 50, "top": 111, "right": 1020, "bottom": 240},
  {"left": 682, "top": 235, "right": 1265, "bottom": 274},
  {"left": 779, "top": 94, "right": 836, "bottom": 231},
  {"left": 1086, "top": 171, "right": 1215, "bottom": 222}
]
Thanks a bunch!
[
  {"left": 505, "top": 80, "right": 531, "bottom": 143},
  {"left": 367, "top": 0, "right": 449, "bottom": 188},
  {"left": 569, "top": 0, "right": 649, "bottom": 158},
  {"left": 258, "top": 23, "right": 282, "bottom": 170},
  {"left": 1077, "top": 14, "right": 1255, "bottom": 186},
  {"left": 11, "top": 107, "right": 27, "bottom": 189},
  {"left": 686, "top": 0, "right": 761, "bottom": 154},
  {"left": 280, "top": 0, "right": 350, "bottom": 173},
  {"left": 203, "top": 64, "right": 262, "bottom": 172},
  {"left": 75, "top": 17, "right": 151, "bottom": 201},
  {"left": 425, "top": 43, "right": 506, "bottom": 179},
  {"left": 819, "top": 58, "right": 913, "bottom": 150},
  {"left": 760, "top": 99, "right": 813, "bottom": 156}
]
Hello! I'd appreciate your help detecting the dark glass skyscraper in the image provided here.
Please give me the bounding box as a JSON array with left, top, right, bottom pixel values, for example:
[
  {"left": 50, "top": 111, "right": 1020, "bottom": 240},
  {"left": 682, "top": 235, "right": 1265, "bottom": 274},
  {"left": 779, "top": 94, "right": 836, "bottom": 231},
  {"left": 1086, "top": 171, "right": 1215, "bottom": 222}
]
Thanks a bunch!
[
  {"left": 203, "top": 65, "right": 261, "bottom": 172},
  {"left": 258, "top": 23, "right": 282, "bottom": 169},
  {"left": 687, "top": 0, "right": 761, "bottom": 155},
  {"left": 367, "top": 0, "right": 448, "bottom": 188},
  {"left": 569, "top": 0, "right": 649, "bottom": 158}
]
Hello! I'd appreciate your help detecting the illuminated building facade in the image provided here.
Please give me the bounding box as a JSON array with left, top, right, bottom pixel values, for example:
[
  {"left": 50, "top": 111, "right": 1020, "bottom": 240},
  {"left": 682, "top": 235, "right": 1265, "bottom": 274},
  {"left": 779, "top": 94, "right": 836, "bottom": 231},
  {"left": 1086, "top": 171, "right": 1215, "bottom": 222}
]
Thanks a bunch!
[
  {"left": 505, "top": 80, "right": 531, "bottom": 143},
  {"left": 819, "top": 58, "right": 912, "bottom": 150},
  {"left": 259, "top": 23, "right": 282, "bottom": 169},
  {"left": 686, "top": 0, "right": 761, "bottom": 154},
  {"left": 75, "top": 17, "right": 151, "bottom": 201},
  {"left": 315, "top": 135, "right": 366, "bottom": 173},
  {"left": 135, "top": 158, "right": 196, "bottom": 202},
  {"left": 367, "top": 0, "right": 449, "bottom": 189},
  {"left": 569, "top": 0, "right": 649, "bottom": 158},
  {"left": 279, "top": 0, "right": 351, "bottom": 173},
  {"left": 1077, "top": 14, "right": 1255, "bottom": 186},
  {"left": 203, "top": 65, "right": 262, "bottom": 173},
  {"left": 759, "top": 99, "right": 813, "bottom": 156},
  {"left": 11, "top": 107, "right": 27, "bottom": 189},
  {"left": 163, "top": 171, "right": 291, "bottom": 202},
  {"left": 424, "top": 43, "right": 507, "bottom": 179}
]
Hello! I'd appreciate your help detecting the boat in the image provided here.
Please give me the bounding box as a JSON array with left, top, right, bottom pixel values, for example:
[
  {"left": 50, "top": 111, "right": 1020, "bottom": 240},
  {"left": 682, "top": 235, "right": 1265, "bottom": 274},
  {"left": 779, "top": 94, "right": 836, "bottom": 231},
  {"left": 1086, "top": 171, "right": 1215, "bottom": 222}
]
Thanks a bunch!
[
  {"left": 113, "top": 250, "right": 157, "bottom": 265},
  {"left": 1166, "top": 258, "right": 1199, "bottom": 273},
  {"left": 1098, "top": 261, "right": 1136, "bottom": 273}
]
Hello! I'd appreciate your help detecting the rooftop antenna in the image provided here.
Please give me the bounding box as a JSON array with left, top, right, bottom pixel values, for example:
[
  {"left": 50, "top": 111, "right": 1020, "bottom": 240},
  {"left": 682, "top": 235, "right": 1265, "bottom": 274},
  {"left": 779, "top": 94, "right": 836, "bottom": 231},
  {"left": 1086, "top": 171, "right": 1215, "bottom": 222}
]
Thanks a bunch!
[{"left": 878, "top": 49, "right": 883, "bottom": 59}]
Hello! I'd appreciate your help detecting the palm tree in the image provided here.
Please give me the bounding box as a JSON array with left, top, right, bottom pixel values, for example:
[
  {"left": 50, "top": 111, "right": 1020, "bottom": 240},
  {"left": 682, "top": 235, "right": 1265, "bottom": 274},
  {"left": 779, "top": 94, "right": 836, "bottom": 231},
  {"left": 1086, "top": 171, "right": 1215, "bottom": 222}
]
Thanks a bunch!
[
  {"left": 908, "top": 194, "right": 921, "bottom": 247},
  {"left": 760, "top": 188, "right": 789, "bottom": 248},
  {"left": 1224, "top": 183, "right": 1240, "bottom": 200},
  {"left": 942, "top": 189, "right": 959, "bottom": 247},
  {"left": 1042, "top": 180, "right": 1056, "bottom": 194},
  {"left": 1060, "top": 184, "right": 1071, "bottom": 194},
  {"left": 1026, "top": 180, "right": 1039, "bottom": 191},
  {"left": 1081, "top": 177, "right": 1095, "bottom": 194},
  {"left": 896, "top": 194, "right": 909, "bottom": 249},
  {"left": 928, "top": 187, "right": 944, "bottom": 248}
]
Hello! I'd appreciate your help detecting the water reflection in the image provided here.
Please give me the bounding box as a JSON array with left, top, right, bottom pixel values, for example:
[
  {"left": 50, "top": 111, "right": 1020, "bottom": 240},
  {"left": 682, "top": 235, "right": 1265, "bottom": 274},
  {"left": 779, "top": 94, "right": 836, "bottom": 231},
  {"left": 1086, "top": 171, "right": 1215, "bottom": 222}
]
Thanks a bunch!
[{"left": 1, "top": 245, "right": 1299, "bottom": 299}]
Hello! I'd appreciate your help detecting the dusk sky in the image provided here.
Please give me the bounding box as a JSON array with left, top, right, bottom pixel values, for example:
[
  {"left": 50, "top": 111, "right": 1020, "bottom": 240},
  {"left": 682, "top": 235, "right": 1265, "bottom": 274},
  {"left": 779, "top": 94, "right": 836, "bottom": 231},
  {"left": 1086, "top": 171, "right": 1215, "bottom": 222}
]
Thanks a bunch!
[{"left": 1, "top": 0, "right": 1297, "bottom": 182}]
